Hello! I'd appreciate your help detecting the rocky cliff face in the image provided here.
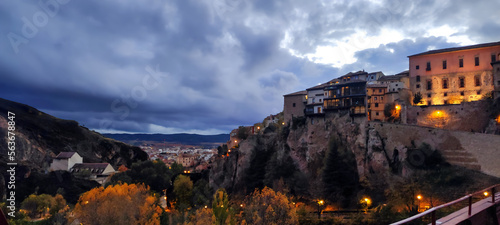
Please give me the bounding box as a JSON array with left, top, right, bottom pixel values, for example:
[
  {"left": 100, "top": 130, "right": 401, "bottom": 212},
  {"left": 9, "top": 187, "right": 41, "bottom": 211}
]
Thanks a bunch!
[
  {"left": 0, "top": 98, "right": 148, "bottom": 171},
  {"left": 209, "top": 112, "right": 401, "bottom": 204}
]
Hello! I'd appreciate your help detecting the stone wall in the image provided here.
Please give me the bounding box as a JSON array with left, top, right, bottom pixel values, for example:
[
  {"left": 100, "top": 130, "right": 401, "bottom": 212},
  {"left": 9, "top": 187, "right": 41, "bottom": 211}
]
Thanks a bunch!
[
  {"left": 405, "top": 101, "right": 492, "bottom": 132},
  {"left": 370, "top": 122, "right": 500, "bottom": 178}
]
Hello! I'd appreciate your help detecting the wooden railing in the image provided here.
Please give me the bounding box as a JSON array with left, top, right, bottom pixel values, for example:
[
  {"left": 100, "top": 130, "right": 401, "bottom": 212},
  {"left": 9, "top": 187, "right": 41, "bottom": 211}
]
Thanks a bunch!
[{"left": 390, "top": 184, "right": 499, "bottom": 225}]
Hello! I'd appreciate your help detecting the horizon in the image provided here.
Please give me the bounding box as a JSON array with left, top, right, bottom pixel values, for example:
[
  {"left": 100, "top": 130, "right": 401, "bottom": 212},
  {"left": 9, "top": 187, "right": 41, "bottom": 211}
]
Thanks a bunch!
[{"left": 1, "top": 0, "right": 499, "bottom": 134}]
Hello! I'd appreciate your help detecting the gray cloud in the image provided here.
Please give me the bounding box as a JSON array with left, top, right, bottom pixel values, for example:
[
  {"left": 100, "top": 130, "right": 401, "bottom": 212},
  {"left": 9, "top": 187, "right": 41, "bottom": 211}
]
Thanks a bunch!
[{"left": 0, "top": 0, "right": 498, "bottom": 134}]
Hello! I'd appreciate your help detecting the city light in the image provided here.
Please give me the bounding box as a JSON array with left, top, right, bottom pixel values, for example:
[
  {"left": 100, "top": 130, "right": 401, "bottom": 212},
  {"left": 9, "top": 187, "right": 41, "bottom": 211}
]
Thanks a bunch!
[
  {"left": 484, "top": 192, "right": 489, "bottom": 197},
  {"left": 395, "top": 105, "right": 401, "bottom": 110},
  {"left": 417, "top": 195, "right": 422, "bottom": 200},
  {"left": 318, "top": 200, "right": 324, "bottom": 205}
]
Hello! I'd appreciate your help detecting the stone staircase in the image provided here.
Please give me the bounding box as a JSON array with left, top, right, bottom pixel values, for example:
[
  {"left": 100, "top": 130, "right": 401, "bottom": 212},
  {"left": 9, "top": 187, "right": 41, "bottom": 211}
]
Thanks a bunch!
[{"left": 440, "top": 149, "right": 481, "bottom": 171}]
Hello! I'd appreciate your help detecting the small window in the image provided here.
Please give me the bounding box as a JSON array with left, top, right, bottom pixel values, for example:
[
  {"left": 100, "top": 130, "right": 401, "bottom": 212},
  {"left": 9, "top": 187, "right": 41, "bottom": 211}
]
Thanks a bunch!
[
  {"left": 379, "top": 89, "right": 382, "bottom": 93},
  {"left": 477, "top": 90, "right": 481, "bottom": 95},
  {"left": 442, "top": 78, "right": 448, "bottom": 89},
  {"left": 426, "top": 62, "right": 431, "bottom": 71},
  {"left": 375, "top": 112, "right": 379, "bottom": 116},
  {"left": 395, "top": 84, "right": 398, "bottom": 86},
  {"left": 459, "top": 58, "right": 464, "bottom": 68},
  {"left": 474, "top": 75, "right": 481, "bottom": 87},
  {"left": 459, "top": 77, "right": 465, "bottom": 88},
  {"left": 416, "top": 84, "right": 420, "bottom": 88},
  {"left": 374, "top": 97, "right": 378, "bottom": 100},
  {"left": 475, "top": 56, "right": 479, "bottom": 66},
  {"left": 426, "top": 79, "right": 432, "bottom": 90},
  {"left": 375, "top": 103, "right": 379, "bottom": 107},
  {"left": 460, "top": 91, "right": 464, "bottom": 96},
  {"left": 444, "top": 92, "right": 448, "bottom": 97},
  {"left": 319, "top": 99, "right": 322, "bottom": 102},
  {"left": 427, "top": 93, "right": 431, "bottom": 98},
  {"left": 292, "top": 103, "right": 296, "bottom": 107},
  {"left": 381, "top": 97, "right": 383, "bottom": 100},
  {"left": 492, "top": 54, "right": 497, "bottom": 63},
  {"left": 416, "top": 75, "right": 421, "bottom": 82},
  {"left": 416, "top": 65, "right": 420, "bottom": 70},
  {"left": 442, "top": 60, "right": 447, "bottom": 69}
]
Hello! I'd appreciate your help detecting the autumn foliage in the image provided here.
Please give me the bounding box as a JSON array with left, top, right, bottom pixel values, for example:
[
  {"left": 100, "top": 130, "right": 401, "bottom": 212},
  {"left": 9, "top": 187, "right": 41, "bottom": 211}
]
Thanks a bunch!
[
  {"left": 243, "top": 187, "right": 298, "bottom": 225},
  {"left": 73, "top": 183, "right": 162, "bottom": 225}
]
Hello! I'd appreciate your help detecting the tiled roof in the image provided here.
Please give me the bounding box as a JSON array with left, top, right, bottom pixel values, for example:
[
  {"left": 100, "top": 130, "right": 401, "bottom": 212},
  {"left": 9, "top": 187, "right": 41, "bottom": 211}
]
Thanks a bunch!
[
  {"left": 55, "top": 152, "right": 76, "bottom": 159},
  {"left": 408, "top": 41, "right": 500, "bottom": 57},
  {"left": 284, "top": 90, "right": 307, "bottom": 96},
  {"left": 306, "top": 82, "right": 330, "bottom": 90}
]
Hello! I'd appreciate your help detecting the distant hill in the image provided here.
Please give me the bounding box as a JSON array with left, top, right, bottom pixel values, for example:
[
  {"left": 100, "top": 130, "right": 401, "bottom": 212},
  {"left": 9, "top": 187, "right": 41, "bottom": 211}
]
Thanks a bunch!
[
  {"left": 103, "top": 133, "right": 229, "bottom": 146},
  {"left": 0, "top": 98, "right": 148, "bottom": 170}
]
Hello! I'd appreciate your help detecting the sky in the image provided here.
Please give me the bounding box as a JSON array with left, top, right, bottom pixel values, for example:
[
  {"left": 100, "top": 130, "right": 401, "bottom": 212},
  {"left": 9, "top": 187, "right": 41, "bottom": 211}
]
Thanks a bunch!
[{"left": 1, "top": 0, "right": 499, "bottom": 135}]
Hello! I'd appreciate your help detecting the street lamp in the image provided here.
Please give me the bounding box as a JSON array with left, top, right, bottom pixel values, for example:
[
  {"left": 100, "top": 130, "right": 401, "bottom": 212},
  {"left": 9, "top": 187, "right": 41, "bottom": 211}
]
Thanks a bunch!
[
  {"left": 416, "top": 195, "right": 422, "bottom": 212},
  {"left": 317, "top": 200, "right": 324, "bottom": 219}
]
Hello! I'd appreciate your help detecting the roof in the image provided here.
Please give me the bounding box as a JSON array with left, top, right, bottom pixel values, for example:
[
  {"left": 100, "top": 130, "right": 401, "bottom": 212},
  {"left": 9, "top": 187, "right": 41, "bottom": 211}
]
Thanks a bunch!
[
  {"left": 306, "top": 82, "right": 329, "bottom": 90},
  {"left": 408, "top": 41, "right": 500, "bottom": 57},
  {"left": 72, "top": 163, "right": 110, "bottom": 169},
  {"left": 339, "top": 70, "right": 368, "bottom": 78},
  {"left": 378, "top": 75, "right": 401, "bottom": 81},
  {"left": 395, "top": 70, "right": 409, "bottom": 76},
  {"left": 283, "top": 90, "right": 307, "bottom": 97},
  {"left": 55, "top": 152, "right": 76, "bottom": 159}
]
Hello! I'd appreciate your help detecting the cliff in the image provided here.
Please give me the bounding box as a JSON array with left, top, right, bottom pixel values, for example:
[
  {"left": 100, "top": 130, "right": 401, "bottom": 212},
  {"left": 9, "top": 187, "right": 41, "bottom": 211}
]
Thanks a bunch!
[{"left": 209, "top": 111, "right": 500, "bottom": 207}]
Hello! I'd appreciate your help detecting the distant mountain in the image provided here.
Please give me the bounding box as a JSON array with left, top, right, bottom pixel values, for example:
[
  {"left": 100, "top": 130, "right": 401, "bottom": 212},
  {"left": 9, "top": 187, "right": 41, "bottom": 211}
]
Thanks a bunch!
[{"left": 103, "top": 133, "right": 229, "bottom": 146}]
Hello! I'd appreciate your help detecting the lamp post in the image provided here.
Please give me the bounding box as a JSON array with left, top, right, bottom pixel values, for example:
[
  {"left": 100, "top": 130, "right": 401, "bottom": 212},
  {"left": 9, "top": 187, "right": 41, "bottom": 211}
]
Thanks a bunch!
[
  {"left": 317, "top": 200, "right": 324, "bottom": 219},
  {"left": 416, "top": 195, "right": 422, "bottom": 212}
]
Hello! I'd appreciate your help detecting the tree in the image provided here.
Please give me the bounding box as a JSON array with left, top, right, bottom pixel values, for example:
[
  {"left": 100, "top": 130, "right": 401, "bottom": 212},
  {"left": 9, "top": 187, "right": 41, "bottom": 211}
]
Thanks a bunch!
[
  {"left": 73, "top": 183, "right": 162, "bottom": 225},
  {"left": 237, "top": 126, "right": 249, "bottom": 140},
  {"left": 212, "top": 188, "right": 231, "bottom": 225},
  {"left": 413, "top": 92, "right": 423, "bottom": 105},
  {"left": 243, "top": 187, "right": 298, "bottom": 225},
  {"left": 184, "top": 207, "right": 214, "bottom": 225},
  {"left": 21, "top": 194, "right": 54, "bottom": 219},
  {"left": 173, "top": 175, "right": 193, "bottom": 211}
]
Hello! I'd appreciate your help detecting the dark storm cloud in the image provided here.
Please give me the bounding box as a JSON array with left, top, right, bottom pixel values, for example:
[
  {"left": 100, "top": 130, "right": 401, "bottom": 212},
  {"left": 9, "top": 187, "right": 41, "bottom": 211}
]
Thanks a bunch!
[{"left": 0, "top": 0, "right": 498, "bottom": 134}]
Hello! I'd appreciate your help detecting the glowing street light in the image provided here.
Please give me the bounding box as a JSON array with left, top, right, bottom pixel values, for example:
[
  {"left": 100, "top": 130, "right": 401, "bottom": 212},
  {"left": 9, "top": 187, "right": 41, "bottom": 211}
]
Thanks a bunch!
[
  {"left": 317, "top": 200, "right": 324, "bottom": 219},
  {"left": 484, "top": 192, "right": 489, "bottom": 197},
  {"left": 417, "top": 195, "right": 422, "bottom": 200},
  {"left": 416, "top": 195, "right": 422, "bottom": 212},
  {"left": 395, "top": 105, "right": 401, "bottom": 110}
]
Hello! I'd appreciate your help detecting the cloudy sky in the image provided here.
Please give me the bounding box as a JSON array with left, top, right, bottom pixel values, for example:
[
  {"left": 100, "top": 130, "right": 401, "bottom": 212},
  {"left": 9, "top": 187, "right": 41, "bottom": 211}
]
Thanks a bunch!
[{"left": 1, "top": 0, "right": 499, "bottom": 134}]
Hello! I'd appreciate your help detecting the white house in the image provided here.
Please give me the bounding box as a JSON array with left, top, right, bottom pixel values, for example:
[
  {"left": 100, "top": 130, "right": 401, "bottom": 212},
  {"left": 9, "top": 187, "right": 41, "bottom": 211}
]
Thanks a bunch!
[{"left": 49, "top": 152, "right": 83, "bottom": 171}]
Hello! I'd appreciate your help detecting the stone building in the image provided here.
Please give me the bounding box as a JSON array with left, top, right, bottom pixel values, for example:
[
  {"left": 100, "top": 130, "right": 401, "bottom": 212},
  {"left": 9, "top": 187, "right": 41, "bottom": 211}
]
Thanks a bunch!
[
  {"left": 408, "top": 41, "right": 500, "bottom": 105},
  {"left": 324, "top": 71, "right": 370, "bottom": 116},
  {"left": 283, "top": 90, "right": 307, "bottom": 123},
  {"left": 366, "top": 84, "right": 388, "bottom": 121},
  {"left": 49, "top": 152, "right": 83, "bottom": 171},
  {"left": 493, "top": 60, "right": 500, "bottom": 99}
]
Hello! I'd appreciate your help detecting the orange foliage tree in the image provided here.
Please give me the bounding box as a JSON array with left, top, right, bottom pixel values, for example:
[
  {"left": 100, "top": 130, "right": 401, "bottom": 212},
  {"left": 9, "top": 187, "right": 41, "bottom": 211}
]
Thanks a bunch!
[
  {"left": 243, "top": 187, "right": 298, "bottom": 225},
  {"left": 73, "top": 183, "right": 162, "bottom": 225}
]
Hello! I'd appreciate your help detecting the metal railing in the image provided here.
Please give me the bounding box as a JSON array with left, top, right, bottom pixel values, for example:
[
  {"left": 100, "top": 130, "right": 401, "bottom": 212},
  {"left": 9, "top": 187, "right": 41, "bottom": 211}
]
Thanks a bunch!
[{"left": 391, "top": 184, "right": 499, "bottom": 225}]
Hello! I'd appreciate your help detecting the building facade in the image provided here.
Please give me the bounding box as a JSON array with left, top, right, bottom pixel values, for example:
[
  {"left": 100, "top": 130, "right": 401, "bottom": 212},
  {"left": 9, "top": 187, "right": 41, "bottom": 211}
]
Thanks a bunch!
[
  {"left": 366, "top": 84, "right": 388, "bottom": 121},
  {"left": 323, "top": 71, "right": 370, "bottom": 116},
  {"left": 283, "top": 90, "right": 307, "bottom": 123},
  {"left": 408, "top": 41, "right": 500, "bottom": 105},
  {"left": 49, "top": 152, "right": 83, "bottom": 171}
]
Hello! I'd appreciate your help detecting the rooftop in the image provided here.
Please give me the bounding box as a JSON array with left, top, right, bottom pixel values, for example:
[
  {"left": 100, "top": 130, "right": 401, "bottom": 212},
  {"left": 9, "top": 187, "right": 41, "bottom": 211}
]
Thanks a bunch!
[
  {"left": 408, "top": 41, "right": 500, "bottom": 57},
  {"left": 55, "top": 152, "right": 77, "bottom": 159},
  {"left": 283, "top": 90, "right": 307, "bottom": 96}
]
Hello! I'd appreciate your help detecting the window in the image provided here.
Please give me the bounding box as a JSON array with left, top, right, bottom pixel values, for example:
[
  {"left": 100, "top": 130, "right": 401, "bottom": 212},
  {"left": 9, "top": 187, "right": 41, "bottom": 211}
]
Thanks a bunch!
[
  {"left": 475, "top": 56, "right": 479, "bottom": 66},
  {"left": 492, "top": 54, "right": 497, "bottom": 63},
  {"left": 375, "top": 103, "right": 379, "bottom": 107},
  {"left": 379, "top": 89, "right": 382, "bottom": 93},
  {"left": 319, "top": 99, "right": 322, "bottom": 102},
  {"left": 426, "top": 79, "right": 432, "bottom": 90},
  {"left": 477, "top": 90, "right": 481, "bottom": 95},
  {"left": 292, "top": 103, "right": 296, "bottom": 107},
  {"left": 416, "top": 65, "right": 420, "bottom": 70},
  {"left": 416, "top": 75, "right": 421, "bottom": 82},
  {"left": 460, "top": 91, "right": 464, "bottom": 96},
  {"left": 427, "top": 93, "right": 431, "bottom": 98},
  {"left": 474, "top": 75, "right": 481, "bottom": 87},
  {"left": 376, "top": 112, "right": 379, "bottom": 116},
  {"left": 442, "top": 78, "right": 448, "bottom": 89},
  {"left": 416, "top": 84, "right": 420, "bottom": 88},
  {"left": 426, "top": 62, "right": 431, "bottom": 71},
  {"left": 459, "top": 58, "right": 464, "bottom": 68},
  {"left": 443, "top": 60, "right": 447, "bottom": 69},
  {"left": 374, "top": 97, "right": 378, "bottom": 100},
  {"left": 459, "top": 77, "right": 465, "bottom": 88},
  {"left": 381, "top": 97, "right": 383, "bottom": 100},
  {"left": 444, "top": 92, "right": 448, "bottom": 97}
]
